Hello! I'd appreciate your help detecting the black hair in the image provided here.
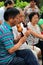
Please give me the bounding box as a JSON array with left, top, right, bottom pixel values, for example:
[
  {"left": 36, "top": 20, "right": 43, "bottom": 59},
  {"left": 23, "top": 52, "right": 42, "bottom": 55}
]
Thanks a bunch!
[
  {"left": 4, "top": 8, "right": 20, "bottom": 21},
  {"left": 4, "top": 0, "right": 14, "bottom": 7},
  {"left": 30, "top": 0, "right": 35, "bottom": 2},
  {"left": 29, "top": 12, "right": 39, "bottom": 22},
  {"left": 30, "top": 0, "right": 40, "bottom": 8}
]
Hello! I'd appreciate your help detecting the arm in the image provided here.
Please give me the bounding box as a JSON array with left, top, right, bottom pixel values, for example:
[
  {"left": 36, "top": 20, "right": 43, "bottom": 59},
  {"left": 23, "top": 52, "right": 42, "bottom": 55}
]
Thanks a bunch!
[
  {"left": 30, "top": 30, "right": 43, "bottom": 39},
  {"left": 8, "top": 30, "right": 31, "bottom": 54},
  {"left": 8, "top": 35, "right": 27, "bottom": 54},
  {"left": 40, "top": 24, "right": 43, "bottom": 30}
]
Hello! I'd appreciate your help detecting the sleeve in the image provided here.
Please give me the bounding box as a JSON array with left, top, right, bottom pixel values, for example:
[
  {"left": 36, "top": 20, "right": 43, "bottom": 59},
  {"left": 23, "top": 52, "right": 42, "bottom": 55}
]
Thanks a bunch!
[{"left": 0, "top": 10, "right": 3, "bottom": 21}]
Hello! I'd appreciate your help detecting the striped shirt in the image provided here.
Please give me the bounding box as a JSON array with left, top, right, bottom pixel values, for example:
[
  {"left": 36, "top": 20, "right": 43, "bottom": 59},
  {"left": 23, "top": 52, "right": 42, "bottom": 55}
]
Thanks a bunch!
[{"left": 0, "top": 22, "right": 16, "bottom": 65}]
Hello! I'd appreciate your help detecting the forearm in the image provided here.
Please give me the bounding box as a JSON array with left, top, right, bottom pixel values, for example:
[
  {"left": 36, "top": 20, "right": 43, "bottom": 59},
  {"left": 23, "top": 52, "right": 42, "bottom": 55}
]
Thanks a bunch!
[
  {"left": 8, "top": 30, "right": 31, "bottom": 54},
  {"left": 31, "top": 30, "right": 43, "bottom": 39},
  {"left": 8, "top": 41, "right": 22, "bottom": 54},
  {"left": 8, "top": 35, "right": 27, "bottom": 54}
]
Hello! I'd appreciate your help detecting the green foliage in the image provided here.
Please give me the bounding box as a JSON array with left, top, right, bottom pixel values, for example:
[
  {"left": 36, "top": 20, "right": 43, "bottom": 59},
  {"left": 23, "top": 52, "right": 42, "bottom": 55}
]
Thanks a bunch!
[
  {"left": 0, "top": 0, "right": 29, "bottom": 10},
  {"left": 14, "top": 0, "right": 29, "bottom": 9},
  {"left": 0, "top": 1, "right": 4, "bottom": 7},
  {"left": 40, "top": 6, "right": 43, "bottom": 14}
]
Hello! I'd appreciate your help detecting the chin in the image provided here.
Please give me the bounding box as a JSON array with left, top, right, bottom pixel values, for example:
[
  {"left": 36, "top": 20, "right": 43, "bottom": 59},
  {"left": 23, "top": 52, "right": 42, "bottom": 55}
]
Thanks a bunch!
[{"left": 12, "top": 24, "right": 15, "bottom": 26}]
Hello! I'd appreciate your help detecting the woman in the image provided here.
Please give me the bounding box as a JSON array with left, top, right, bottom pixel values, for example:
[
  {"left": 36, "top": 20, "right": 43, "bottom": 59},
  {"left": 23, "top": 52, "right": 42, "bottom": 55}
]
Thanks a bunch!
[
  {"left": 26, "top": 12, "right": 41, "bottom": 57},
  {"left": 24, "top": 0, "right": 39, "bottom": 23},
  {"left": 27, "top": 12, "right": 43, "bottom": 65},
  {"left": 37, "top": 13, "right": 43, "bottom": 65}
]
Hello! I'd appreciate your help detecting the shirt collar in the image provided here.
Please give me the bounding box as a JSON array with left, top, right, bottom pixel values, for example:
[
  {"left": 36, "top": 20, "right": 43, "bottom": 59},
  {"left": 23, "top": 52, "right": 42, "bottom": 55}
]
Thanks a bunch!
[{"left": 3, "top": 22, "right": 12, "bottom": 30}]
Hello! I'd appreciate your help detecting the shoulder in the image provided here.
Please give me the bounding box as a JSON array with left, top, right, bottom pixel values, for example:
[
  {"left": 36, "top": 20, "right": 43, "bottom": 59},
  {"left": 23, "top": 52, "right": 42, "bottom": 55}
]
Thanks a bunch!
[
  {"left": 24, "top": 4, "right": 30, "bottom": 10},
  {"left": 27, "top": 22, "right": 31, "bottom": 27},
  {"left": 0, "top": 23, "right": 9, "bottom": 34},
  {"left": 0, "top": 24, "right": 6, "bottom": 34},
  {"left": 0, "top": 24, "right": 4, "bottom": 36},
  {"left": 24, "top": 4, "right": 30, "bottom": 13}
]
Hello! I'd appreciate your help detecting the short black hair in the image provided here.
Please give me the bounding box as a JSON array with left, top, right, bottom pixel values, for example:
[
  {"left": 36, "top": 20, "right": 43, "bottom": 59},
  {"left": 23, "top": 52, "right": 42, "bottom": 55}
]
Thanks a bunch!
[
  {"left": 4, "top": 0, "right": 14, "bottom": 7},
  {"left": 29, "top": 12, "right": 39, "bottom": 22},
  {"left": 4, "top": 8, "right": 20, "bottom": 21},
  {"left": 30, "top": 0, "right": 35, "bottom": 2}
]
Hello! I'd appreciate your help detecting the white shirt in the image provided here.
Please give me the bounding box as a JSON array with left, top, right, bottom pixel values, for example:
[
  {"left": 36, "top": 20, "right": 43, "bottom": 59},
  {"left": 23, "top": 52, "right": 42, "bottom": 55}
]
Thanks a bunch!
[
  {"left": 27, "top": 6, "right": 39, "bottom": 15},
  {"left": 0, "top": 6, "right": 5, "bottom": 23},
  {"left": 27, "top": 22, "right": 41, "bottom": 45},
  {"left": 12, "top": 23, "right": 28, "bottom": 50}
]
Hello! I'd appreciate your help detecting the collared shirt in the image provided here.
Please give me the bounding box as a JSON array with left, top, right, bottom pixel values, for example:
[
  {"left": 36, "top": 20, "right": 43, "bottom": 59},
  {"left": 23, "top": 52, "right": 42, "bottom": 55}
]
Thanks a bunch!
[{"left": 0, "top": 22, "right": 16, "bottom": 65}]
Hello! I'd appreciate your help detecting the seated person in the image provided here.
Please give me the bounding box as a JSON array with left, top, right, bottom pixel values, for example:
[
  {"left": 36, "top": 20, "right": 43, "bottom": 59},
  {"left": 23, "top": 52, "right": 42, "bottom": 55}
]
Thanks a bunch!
[
  {"left": 0, "top": 7, "right": 40, "bottom": 65},
  {"left": 38, "top": 13, "right": 43, "bottom": 65}
]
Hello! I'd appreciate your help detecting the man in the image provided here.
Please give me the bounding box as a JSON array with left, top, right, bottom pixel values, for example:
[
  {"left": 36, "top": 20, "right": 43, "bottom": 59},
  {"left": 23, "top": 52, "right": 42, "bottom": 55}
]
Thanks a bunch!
[
  {"left": 0, "top": 8, "right": 40, "bottom": 65},
  {"left": 0, "top": 0, "right": 14, "bottom": 24},
  {"left": 0, "top": 7, "right": 27, "bottom": 65}
]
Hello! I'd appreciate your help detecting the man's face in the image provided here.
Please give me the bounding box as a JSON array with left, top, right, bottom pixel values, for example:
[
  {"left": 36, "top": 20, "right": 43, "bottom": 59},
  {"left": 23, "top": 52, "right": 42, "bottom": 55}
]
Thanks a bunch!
[
  {"left": 14, "top": 11, "right": 24, "bottom": 25},
  {"left": 18, "top": 11, "right": 24, "bottom": 23},
  {"left": 10, "top": 11, "right": 24, "bottom": 26}
]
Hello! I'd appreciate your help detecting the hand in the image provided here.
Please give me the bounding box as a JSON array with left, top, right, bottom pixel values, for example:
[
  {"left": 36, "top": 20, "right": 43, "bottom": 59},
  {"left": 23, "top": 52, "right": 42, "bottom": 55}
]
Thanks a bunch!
[
  {"left": 24, "top": 29, "right": 31, "bottom": 37},
  {"left": 16, "top": 24, "right": 23, "bottom": 32},
  {"left": 20, "top": 35, "right": 27, "bottom": 44}
]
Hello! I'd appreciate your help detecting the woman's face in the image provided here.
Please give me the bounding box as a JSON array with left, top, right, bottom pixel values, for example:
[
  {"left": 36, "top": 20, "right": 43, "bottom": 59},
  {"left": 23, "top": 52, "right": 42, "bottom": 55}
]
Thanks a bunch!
[
  {"left": 31, "top": 14, "right": 39, "bottom": 25},
  {"left": 30, "top": 1, "right": 36, "bottom": 7}
]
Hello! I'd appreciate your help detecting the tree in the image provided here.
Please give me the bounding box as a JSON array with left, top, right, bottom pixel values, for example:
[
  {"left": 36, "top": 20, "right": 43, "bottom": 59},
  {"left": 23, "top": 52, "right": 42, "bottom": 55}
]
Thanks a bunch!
[{"left": 40, "top": 0, "right": 43, "bottom": 6}]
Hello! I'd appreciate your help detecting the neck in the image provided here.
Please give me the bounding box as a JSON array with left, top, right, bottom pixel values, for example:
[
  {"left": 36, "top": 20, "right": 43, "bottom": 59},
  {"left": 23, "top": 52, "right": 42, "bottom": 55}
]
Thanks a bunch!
[
  {"left": 7, "top": 21, "right": 12, "bottom": 27},
  {"left": 31, "top": 5, "right": 35, "bottom": 8},
  {"left": 31, "top": 22, "right": 36, "bottom": 26}
]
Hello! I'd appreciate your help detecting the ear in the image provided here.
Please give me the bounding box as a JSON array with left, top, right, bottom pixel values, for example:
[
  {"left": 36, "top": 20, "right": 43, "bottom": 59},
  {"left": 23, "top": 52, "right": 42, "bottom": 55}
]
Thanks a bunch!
[
  {"left": 6, "top": 4, "right": 9, "bottom": 8},
  {"left": 8, "top": 17, "right": 13, "bottom": 23}
]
